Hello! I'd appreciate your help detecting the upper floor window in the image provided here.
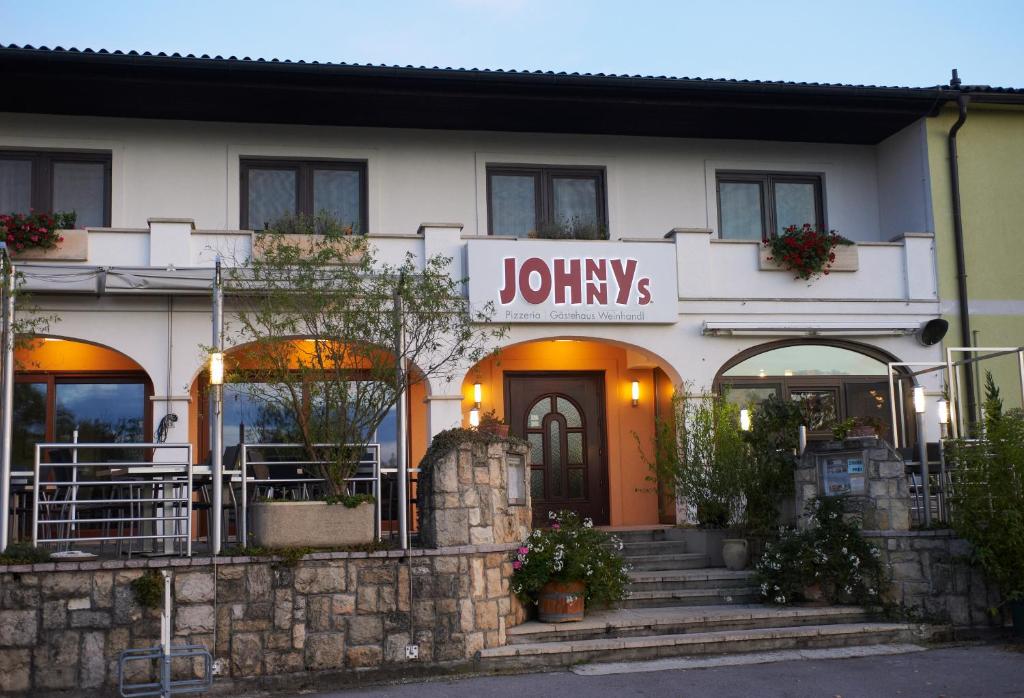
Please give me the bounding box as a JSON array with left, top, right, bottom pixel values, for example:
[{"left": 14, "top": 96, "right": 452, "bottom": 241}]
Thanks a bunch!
[
  {"left": 241, "top": 158, "right": 367, "bottom": 233},
  {"left": 487, "top": 165, "right": 607, "bottom": 239},
  {"left": 0, "top": 150, "right": 112, "bottom": 228},
  {"left": 716, "top": 171, "right": 823, "bottom": 241}
]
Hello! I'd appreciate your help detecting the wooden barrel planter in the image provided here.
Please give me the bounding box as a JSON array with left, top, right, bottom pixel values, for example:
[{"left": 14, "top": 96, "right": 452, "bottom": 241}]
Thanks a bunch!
[{"left": 538, "top": 580, "right": 585, "bottom": 623}]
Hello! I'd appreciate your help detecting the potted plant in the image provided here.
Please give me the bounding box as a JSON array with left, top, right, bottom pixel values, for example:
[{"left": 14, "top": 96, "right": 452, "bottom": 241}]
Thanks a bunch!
[
  {"left": 831, "top": 415, "right": 884, "bottom": 440},
  {"left": 754, "top": 498, "right": 887, "bottom": 606},
  {"left": 511, "top": 510, "right": 630, "bottom": 622},
  {"left": 946, "top": 377, "right": 1024, "bottom": 636},
  {"left": 477, "top": 409, "right": 510, "bottom": 438},
  {"left": 2, "top": 211, "right": 78, "bottom": 259},
  {"left": 225, "top": 213, "right": 506, "bottom": 548},
  {"left": 764, "top": 223, "right": 853, "bottom": 281},
  {"left": 528, "top": 216, "right": 608, "bottom": 241}
]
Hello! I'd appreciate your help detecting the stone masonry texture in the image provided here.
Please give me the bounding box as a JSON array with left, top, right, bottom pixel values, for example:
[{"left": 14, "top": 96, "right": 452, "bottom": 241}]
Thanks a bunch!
[{"left": 0, "top": 547, "right": 527, "bottom": 696}]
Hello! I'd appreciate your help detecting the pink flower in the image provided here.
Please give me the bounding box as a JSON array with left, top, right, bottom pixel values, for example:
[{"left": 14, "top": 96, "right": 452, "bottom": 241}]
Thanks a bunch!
[
  {"left": 551, "top": 523, "right": 560, "bottom": 530},
  {"left": 512, "top": 560, "right": 522, "bottom": 570},
  {"left": 518, "top": 546, "right": 529, "bottom": 555}
]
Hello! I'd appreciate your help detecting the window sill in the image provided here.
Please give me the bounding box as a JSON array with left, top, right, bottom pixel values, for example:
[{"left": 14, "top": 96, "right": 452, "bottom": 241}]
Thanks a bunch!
[
  {"left": 11, "top": 229, "right": 88, "bottom": 262},
  {"left": 758, "top": 244, "right": 859, "bottom": 273}
]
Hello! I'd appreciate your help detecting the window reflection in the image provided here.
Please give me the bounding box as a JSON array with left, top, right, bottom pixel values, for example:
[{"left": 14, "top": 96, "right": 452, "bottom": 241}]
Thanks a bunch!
[{"left": 55, "top": 382, "right": 145, "bottom": 462}]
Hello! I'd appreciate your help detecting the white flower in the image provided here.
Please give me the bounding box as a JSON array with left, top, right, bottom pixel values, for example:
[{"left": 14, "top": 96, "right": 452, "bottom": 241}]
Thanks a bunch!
[
  {"left": 583, "top": 518, "right": 594, "bottom": 528},
  {"left": 548, "top": 511, "right": 557, "bottom": 520}
]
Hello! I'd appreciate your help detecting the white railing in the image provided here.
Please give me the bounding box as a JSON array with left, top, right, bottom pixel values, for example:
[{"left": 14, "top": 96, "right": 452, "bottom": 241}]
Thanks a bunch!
[{"left": 32, "top": 442, "right": 193, "bottom": 556}]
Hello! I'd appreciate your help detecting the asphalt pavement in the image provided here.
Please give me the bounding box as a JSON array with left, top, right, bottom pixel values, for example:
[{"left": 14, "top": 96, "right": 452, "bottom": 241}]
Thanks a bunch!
[{"left": 300, "top": 644, "right": 1024, "bottom": 698}]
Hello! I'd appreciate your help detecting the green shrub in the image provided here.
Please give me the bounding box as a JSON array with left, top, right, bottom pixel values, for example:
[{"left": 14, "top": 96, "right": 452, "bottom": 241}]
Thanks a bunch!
[
  {"left": 0, "top": 543, "right": 52, "bottom": 565},
  {"left": 131, "top": 570, "right": 165, "bottom": 609},
  {"left": 754, "top": 497, "right": 887, "bottom": 605}
]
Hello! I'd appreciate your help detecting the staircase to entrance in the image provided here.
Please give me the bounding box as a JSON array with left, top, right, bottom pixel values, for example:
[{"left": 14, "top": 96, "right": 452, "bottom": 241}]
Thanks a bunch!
[{"left": 480, "top": 527, "right": 946, "bottom": 670}]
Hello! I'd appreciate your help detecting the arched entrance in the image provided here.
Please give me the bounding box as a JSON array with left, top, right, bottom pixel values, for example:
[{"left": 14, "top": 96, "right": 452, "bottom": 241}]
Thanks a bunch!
[
  {"left": 714, "top": 339, "right": 913, "bottom": 442},
  {"left": 463, "top": 337, "right": 679, "bottom": 527},
  {"left": 13, "top": 337, "right": 153, "bottom": 470}
]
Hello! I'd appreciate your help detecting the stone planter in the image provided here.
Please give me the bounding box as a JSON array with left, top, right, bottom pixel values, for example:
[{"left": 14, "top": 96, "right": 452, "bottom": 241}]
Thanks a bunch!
[
  {"left": 680, "top": 528, "right": 727, "bottom": 567},
  {"left": 722, "top": 538, "right": 749, "bottom": 571},
  {"left": 11, "top": 228, "right": 88, "bottom": 261},
  {"left": 250, "top": 500, "right": 374, "bottom": 548},
  {"left": 538, "top": 580, "right": 585, "bottom": 623},
  {"left": 479, "top": 423, "right": 510, "bottom": 438}
]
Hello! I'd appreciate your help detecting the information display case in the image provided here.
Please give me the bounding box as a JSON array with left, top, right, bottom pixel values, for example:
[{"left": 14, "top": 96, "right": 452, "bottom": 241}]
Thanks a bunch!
[{"left": 817, "top": 450, "right": 867, "bottom": 497}]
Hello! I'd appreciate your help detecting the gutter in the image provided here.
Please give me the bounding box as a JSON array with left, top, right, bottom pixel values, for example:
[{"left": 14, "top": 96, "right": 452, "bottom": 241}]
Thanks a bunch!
[{"left": 947, "top": 72, "right": 976, "bottom": 425}]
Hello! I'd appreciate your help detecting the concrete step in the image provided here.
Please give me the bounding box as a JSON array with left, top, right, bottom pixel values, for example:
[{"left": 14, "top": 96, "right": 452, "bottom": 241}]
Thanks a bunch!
[
  {"left": 616, "top": 540, "right": 690, "bottom": 557},
  {"left": 599, "top": 527, "right": 678, "bottom": 543},
  {"left": 506, "top": 604, "right": 874, "bottom": 645},
  {"left": 622, "top": 587, "right": 760, "bottom": 608},
  {"left": 624, "top": 552, "right": 710, "bottom": 571},
  {"left": 481, "top": 622, "right": 931, "bottom": 670},
  {"left": 628, "top": 568, "right": 756, "bottom": 592}
]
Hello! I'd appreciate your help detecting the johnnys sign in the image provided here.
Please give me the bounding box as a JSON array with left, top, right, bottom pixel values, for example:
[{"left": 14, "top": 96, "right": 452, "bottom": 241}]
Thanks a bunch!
[{"left": 466, "top": 240, "right": 678, "bottom": 324}]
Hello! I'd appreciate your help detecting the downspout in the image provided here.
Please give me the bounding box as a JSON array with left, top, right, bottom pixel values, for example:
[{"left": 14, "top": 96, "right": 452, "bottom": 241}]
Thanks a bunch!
[{"left": 947, "top": 75, "right": 976, "bottom": 426}]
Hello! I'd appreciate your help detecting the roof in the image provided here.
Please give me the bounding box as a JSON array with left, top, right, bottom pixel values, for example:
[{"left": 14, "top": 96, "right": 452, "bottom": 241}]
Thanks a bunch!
[{"left": 2, "top": 43, "right": 1021, "bottom": 144}]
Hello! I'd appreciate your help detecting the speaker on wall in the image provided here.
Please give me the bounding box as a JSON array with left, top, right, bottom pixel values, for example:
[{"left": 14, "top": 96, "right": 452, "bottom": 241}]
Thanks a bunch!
[{"left": 917, "top": 319, "right": 949, "bottom": 346}]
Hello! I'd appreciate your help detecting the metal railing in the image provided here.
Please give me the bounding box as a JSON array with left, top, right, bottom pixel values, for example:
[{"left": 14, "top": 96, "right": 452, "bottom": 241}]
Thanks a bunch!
[
  {"left": 236, "top": 443, "right": 381, "bottom": 546},
  {"left": 32, "top": 442, "right": 193, "bottom": 556}
]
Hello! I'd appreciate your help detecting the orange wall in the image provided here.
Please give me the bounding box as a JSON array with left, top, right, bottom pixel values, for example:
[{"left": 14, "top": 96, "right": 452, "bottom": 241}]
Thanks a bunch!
[
  {"left": 462, "top": 340, "right": 660, "bottom": 526},
  {"left": 16, "top": 339, "right": 143, "bottom": 372}
]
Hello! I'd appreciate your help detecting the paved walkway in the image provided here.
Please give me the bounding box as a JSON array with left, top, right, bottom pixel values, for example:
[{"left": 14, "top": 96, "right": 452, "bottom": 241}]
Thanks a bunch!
[{"left": 302, "top": 644, "right": 1024, "bottom": 698}]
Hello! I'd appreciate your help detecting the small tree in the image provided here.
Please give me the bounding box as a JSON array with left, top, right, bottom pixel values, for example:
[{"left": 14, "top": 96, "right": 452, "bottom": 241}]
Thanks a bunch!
[
  {"left": 223, "top": 214, "right": 505, "bottom": 497},
  {"left": 742, "top": 395, "right": 803, "bottom": 534}
]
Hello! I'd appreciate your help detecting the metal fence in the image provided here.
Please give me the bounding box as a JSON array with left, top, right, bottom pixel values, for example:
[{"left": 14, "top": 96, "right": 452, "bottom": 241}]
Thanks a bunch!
[{"left": 32, "top": 442, "right": 194, "bottom": 556}]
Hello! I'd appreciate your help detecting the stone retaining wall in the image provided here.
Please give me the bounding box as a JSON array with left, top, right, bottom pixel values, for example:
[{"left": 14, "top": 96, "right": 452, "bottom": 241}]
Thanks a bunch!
[
  {"left": 0, "top": 545, "right": 526, "bottom": 696},
  {"left": 863, "top": 530, "right": 1002, "bottom": 630}
]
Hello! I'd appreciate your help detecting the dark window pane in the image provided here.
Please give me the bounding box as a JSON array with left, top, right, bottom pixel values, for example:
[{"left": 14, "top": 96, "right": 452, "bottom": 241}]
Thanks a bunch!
[
  {"left": 844, "top": 382, "right": 892, "bottom": 440},
  {"left": 566, "top": 432, "right": 582, "bottom": 464},
  {"left": 790, "top": 389, "right": 838, "bottom": 431},
  {"left": 0, "top": 159, "right": 32, "bottom": 214},
  {"left": 556, "top": 397, "right": 581, "bottom": 428},
  {"left": 774, "top": 181, "right": 818, "bottom": 233},
  {"left": 530, "top": 468, "right": 544, "bottom": 500},
  {"left": 719, "top": 181, "right": 764, "bottom": 240},
  {"left": 552, "top": 177, "right": 598, "bottom": 226},
  {"left": 55, "top": 383, "right": 146, "bottom": 463},
  {"left": 223, "top": 382, "right": 299, "bottom": 446},
  {"left": 568, "top": 469, "right": 584, "bottom": 499},
  {"left": 491, "top": 174, "right": 536, "bottom": 237},
  {"left": 313, "top": 169, "right": 361, "bottom": 232},
  {"left": 547, "top": 419, "right": 561, "bottom": 497},
  {"left": 528, "top": 433, "right": 543, "bottom": 466},
  {"left": 528, "top": 397, "right": 551, "bottom": 429},
  {"left": 248, "top": 169, "right": 296, "bottom": 230},
  {"left": 723, "top": 385, "right": 781, "bottom": 409},
  {"left": 12, "top": 383, "right": 46, "bottom": 470},
  {"left": 52, "top": 162, "right": 106, "bottom": 228}
]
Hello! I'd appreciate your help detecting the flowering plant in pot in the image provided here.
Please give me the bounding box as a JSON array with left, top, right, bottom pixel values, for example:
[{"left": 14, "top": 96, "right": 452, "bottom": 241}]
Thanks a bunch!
[
  {"left": 1, "top": 211, "right": 75, "bottom": 253},
  {"left": 754, "top": 497, "right": 887, "bottom": 606},
  {"left": 510, "top": 510, "right": 630, "bottom": 622},
  {"left": 765, "top": 224, "right": 853, "bottom": 281},
  {"left": 831, "top": 415, "right": 884, "bottom": 440}
]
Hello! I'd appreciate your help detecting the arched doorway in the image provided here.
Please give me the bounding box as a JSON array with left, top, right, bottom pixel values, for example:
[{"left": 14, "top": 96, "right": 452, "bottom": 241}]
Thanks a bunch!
[
  {"left": 13, "top": 337, "right": 153, "bottom": 471},
  {"left": 714, "top": 339, "right": 910, "bottom": 442}
]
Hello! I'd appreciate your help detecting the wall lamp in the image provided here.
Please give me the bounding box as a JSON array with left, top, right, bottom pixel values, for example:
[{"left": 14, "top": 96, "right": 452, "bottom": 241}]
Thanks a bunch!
[
  {"left": 209, "top": 352, "right": 225, "bottom": 386},
  {"left": 473, "top": 382, "right": 482, "bottom": 408},
  {"left": 631, "top": 380, "right": 640, "bottom": 407},
  {"left": 913, "top": 386, "right": 926, "bottom": 415},
  {"left": 469, "top": 408, "right": 480, "bottom": 427},
  {"left": 936, "top": 398, "right": 949, "bottom": 425}
]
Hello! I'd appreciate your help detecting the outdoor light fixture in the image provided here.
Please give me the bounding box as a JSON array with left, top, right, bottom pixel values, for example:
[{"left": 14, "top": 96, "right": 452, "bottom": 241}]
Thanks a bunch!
[
  {"left": 473, "top": 382, "right": 482, "bottom": 407},
  {"left": 469, "top": 408, "right": 480, "bottom": 427},
  {"left": 740, "top": 409, "right": 751, "bottom": 432},
  {"left": 937, "top": 399, "right": 949, "bottom": 425},
  {"left": 913, "top": 386, "right": 926, "bottom": 414},
  {"left": 631, "top": 380, "right": 640, "bottom": 406},
  {"left": 209, "top": 352, "right": 225, "bottom": 385}
]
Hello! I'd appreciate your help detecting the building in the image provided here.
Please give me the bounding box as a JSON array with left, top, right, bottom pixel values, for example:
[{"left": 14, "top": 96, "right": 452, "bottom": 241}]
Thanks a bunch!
[
  {"left": 925, "top": 82, "right": 1024, "bottom": 417},
  {"left": 2, "top": 45, "right": 1020, "bottom": 536}
]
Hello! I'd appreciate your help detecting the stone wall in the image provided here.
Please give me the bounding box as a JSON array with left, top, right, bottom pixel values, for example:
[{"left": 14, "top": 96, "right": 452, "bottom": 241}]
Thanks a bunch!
[
  {"left": 864, "top": 530, "right": 1002, "bottom": 630},
  {"left": 418, "top": 439, "right": 531, "bottom": 548},
  {"left": 793, "top": 439, "right": 1001, "bottom": 630},
  {"left": 0, "top": 545, "right": 526, "bottom": 696}
]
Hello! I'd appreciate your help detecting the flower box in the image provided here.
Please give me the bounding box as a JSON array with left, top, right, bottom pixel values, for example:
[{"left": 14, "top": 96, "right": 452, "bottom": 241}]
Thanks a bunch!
[
  {"left": 250, "top": 500, "right": 375, "bottom": 548},
  {"left": 11, "top": 229, "right": 88, "bottom": 261},
  {"left": 759, "top": 243, "right": 858, "bottom": 273}
]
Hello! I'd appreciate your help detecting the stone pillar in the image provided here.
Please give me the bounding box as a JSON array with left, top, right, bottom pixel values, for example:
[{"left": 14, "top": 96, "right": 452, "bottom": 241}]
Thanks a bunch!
[
  {"left": 793, "top": 438, "right": 910, "bottom": 531},
  {"left": 418, "top": 439, "right": 531, "bottom": 548}
]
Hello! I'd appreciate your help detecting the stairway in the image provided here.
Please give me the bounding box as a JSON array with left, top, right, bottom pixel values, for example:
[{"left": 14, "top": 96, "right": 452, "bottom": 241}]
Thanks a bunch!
[{"left": 479, "top": 527, "right": 946, "bottom": 671}]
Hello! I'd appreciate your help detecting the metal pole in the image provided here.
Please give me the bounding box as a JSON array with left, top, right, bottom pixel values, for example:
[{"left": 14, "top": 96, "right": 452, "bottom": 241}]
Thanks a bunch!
[
  {"left": 0, "top": 246, "right": 14, "bottom": 551},
  {"left": 211, "top": 260, "right": 224, "bottom": 554},
  {"left": 394, "top": 276, "right": 409, "bottom": 550},
  {"left": 161, "top": 570, "right": 172, "bottom": 698},
  {"left": 798, "top": 426, "right": 808, "bottom": 456},
  {"left": 915, "top": 409, "right": 931, "bottom": 527}
]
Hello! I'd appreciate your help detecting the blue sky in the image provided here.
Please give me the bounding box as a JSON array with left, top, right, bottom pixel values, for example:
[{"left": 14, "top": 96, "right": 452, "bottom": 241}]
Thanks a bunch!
[{"left": 1, "top": 0, "right": 1022, "bottom": 88}]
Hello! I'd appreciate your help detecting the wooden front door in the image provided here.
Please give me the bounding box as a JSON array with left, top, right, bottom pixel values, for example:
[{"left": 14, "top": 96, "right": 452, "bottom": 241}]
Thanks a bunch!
[{"left": 505, "top": 372, "right": 608, "bottom": 525}]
